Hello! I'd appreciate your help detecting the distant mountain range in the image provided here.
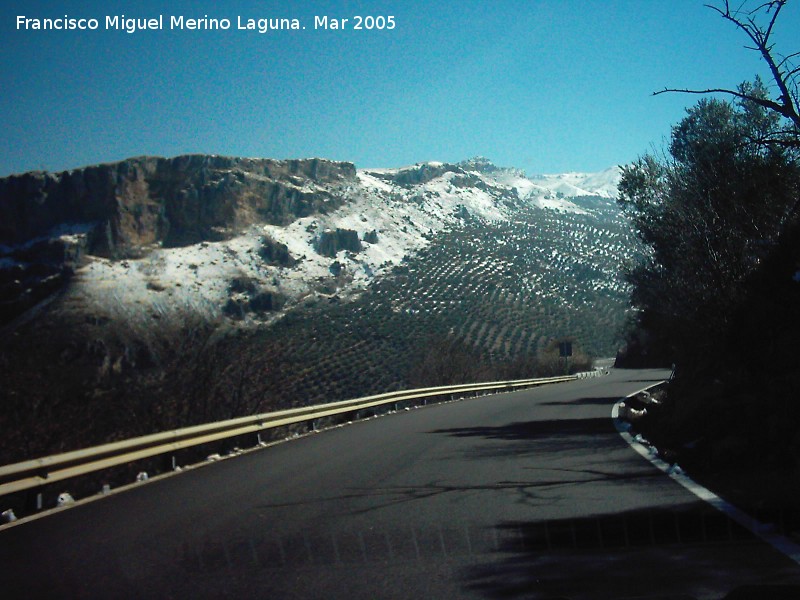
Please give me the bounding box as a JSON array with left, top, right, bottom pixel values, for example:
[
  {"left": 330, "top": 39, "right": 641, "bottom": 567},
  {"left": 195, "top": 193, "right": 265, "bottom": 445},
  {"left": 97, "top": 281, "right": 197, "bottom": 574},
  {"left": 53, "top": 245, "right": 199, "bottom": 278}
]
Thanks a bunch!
[
  {"left": 0, "top": 154, "right": 635, "bottom": 462},
  {"left": 0, "top": 155, "right": 623, "bottom": 326}
]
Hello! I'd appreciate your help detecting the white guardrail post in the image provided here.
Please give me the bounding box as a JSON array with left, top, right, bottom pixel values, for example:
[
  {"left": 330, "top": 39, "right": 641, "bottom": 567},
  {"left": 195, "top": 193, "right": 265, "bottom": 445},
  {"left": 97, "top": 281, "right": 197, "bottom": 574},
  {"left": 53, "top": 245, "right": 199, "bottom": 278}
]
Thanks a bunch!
[{"left": 0, "top": 373, "right": 590, "bottom": 503}]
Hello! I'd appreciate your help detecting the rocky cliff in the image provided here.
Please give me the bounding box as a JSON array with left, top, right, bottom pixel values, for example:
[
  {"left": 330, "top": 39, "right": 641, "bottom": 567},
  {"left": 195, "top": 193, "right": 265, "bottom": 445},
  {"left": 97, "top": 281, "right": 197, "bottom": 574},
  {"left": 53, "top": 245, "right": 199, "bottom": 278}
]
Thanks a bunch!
[
  {"left": 0, "top": 154, "right": 357, "bottom": 255},
  {"left": 0, "top": 155, "right": 356, "bottom": 324}
]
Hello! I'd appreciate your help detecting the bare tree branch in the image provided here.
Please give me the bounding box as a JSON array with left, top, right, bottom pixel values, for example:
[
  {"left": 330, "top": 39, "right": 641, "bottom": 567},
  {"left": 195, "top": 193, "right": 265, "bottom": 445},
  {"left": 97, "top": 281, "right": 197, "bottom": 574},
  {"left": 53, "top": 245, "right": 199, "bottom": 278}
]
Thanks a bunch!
[
  {"left": 663, "top": 1, "right": 800, "bottom": 136},
  {"left": 776, "top": 50, "right": 800, "bottom": 69},
  {"left": 653, "top": 86, "right": 789, "bottom": 116}
]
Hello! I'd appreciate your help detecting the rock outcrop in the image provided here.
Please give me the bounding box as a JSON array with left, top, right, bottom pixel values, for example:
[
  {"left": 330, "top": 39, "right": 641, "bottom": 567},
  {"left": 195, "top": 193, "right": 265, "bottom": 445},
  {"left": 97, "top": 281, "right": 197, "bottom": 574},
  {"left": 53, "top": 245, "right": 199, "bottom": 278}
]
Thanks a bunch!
[
  {"left": 0, "top": 154, "right": 357, "bottom": 256},
  {"left": 314, "top": 228, "right": 362, "bottom": 258},
  {"left": 259, "top": 236, "right": 297, "bottom": 267}
]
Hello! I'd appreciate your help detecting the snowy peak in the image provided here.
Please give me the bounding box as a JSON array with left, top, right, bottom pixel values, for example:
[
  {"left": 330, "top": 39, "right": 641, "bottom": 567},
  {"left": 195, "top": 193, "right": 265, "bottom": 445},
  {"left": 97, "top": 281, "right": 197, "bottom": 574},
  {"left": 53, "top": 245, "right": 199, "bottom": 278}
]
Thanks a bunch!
[
  {"left": 364, "top": 158, "right": 620, "bottom": 212},
  {"left": 457, "top": 156, "right": 525, "bottom": 179},
  {"left": 529, "top": 166, "right": 622, "bottom": 199},
  {"left": 455, "top": 157, "right": 620, "bottom": 199},
  {"left": 459, "top": 156, "right": 499, "bottom": 172}
]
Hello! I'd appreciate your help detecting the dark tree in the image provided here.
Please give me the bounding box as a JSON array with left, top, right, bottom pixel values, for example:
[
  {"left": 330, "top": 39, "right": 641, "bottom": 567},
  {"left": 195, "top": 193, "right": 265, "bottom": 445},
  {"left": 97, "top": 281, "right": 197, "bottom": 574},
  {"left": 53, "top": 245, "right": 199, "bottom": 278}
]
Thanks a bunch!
[
  {"left": 619, "top": 0, "right": 800, "bottom": 372},
  {"left": 619, "top": 86, "right": 800, "bottom": 374},
  {"left": 616, "top": 2, "right": 800, "bottom": 472}
]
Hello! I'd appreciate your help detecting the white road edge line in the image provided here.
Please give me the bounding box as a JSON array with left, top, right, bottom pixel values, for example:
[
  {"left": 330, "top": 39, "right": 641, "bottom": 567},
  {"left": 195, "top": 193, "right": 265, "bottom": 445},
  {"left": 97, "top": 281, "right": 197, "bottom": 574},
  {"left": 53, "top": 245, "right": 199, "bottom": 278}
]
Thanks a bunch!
[{"left": 612, "top": 384, "right": 800, "bottom": 566}]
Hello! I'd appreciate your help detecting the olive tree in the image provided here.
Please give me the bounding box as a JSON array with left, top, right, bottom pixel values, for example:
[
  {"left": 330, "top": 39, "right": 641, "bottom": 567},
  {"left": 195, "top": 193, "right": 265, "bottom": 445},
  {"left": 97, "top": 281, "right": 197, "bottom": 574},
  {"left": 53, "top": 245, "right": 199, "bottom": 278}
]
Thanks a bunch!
[{"left": 619, "top": 81, "right": 800, "bottom": 373}]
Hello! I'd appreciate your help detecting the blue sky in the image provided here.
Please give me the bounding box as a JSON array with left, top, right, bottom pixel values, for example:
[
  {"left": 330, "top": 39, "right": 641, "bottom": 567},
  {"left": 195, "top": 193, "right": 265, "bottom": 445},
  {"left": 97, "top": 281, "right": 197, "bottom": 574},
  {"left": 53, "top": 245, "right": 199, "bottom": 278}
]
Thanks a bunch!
[{"left": 2, "top": 0, "right": 798, "bottom": 177}]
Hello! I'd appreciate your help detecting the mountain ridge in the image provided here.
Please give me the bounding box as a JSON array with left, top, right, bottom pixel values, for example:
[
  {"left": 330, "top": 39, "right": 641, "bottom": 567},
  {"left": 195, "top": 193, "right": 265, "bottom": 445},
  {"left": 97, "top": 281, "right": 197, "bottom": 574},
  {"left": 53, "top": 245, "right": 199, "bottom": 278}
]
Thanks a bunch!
[{"left": 0, "top": 154, "right": 623, "bottom": 328}]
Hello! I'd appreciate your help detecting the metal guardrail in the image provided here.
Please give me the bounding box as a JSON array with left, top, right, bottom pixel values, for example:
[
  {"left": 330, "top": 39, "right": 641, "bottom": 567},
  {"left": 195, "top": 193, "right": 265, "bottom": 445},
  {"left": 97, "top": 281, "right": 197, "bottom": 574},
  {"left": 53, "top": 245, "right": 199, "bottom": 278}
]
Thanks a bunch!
[{"left": 0, "top": 372, "right": 596, "bottom": 500}]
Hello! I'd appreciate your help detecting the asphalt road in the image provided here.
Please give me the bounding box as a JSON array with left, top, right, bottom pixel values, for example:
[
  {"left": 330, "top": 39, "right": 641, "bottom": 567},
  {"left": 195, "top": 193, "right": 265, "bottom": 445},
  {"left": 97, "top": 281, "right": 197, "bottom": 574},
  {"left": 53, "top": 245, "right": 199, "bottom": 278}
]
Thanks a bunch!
[{"left": 3, "top": 368, "right": 800, "bottom": 599}]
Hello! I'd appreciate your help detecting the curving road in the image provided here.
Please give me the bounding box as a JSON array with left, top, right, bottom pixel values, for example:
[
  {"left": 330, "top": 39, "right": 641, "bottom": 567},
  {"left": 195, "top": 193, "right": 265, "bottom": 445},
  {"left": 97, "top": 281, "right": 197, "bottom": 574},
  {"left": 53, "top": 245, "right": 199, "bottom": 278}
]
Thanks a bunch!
[{"left": 3, "top": 368, "right": 800, "bottom": 599}]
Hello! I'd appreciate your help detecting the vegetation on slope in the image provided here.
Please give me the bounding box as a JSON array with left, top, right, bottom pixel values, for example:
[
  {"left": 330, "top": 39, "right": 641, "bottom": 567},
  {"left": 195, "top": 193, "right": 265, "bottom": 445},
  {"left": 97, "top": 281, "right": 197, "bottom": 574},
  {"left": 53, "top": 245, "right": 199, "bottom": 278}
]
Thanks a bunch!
[
  {"left": 0, "top": 199, "right": 632, "bottom": 464},
  {"left": 617, "top": 1, "right": 800, "bottom": 511}
]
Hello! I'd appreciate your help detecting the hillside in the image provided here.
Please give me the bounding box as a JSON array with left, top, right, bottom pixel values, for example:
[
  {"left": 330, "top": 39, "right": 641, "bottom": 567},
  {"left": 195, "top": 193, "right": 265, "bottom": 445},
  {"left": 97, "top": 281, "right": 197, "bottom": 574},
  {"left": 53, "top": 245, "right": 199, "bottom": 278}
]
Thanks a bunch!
[
  {"left": 0, "top": 155, "right": 635, "bottom": 462},
  {"left": 252, "top": 201, "right": 634, "bottom": 405}
]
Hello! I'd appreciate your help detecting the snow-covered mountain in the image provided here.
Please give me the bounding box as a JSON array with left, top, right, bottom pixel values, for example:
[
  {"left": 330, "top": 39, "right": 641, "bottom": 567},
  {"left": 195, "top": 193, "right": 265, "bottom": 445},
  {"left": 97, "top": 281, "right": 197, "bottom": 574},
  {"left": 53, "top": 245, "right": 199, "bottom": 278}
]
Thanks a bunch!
[
  {"left": 529, "top": 167, "right": 622, "bottom": 199},
  {"left": 0, "top": 156, "right": 622, "bottom": 328}
]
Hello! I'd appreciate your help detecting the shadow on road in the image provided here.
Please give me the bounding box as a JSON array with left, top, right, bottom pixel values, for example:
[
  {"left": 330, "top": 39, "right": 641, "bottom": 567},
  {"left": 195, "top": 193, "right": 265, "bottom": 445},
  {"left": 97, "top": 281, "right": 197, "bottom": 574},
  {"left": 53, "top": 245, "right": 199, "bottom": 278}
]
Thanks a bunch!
[
  {"left": 463, "top": 504, "right": 800, "bottom": 599},
  {"left": 429, "top": 415, "right": 625, "bottom": 461},
  {"left": 431, "top": 415, "right": 616, "bottom": 440},
  {"left": 537, "top": 396, "right": 621, "bottom": 407}
]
